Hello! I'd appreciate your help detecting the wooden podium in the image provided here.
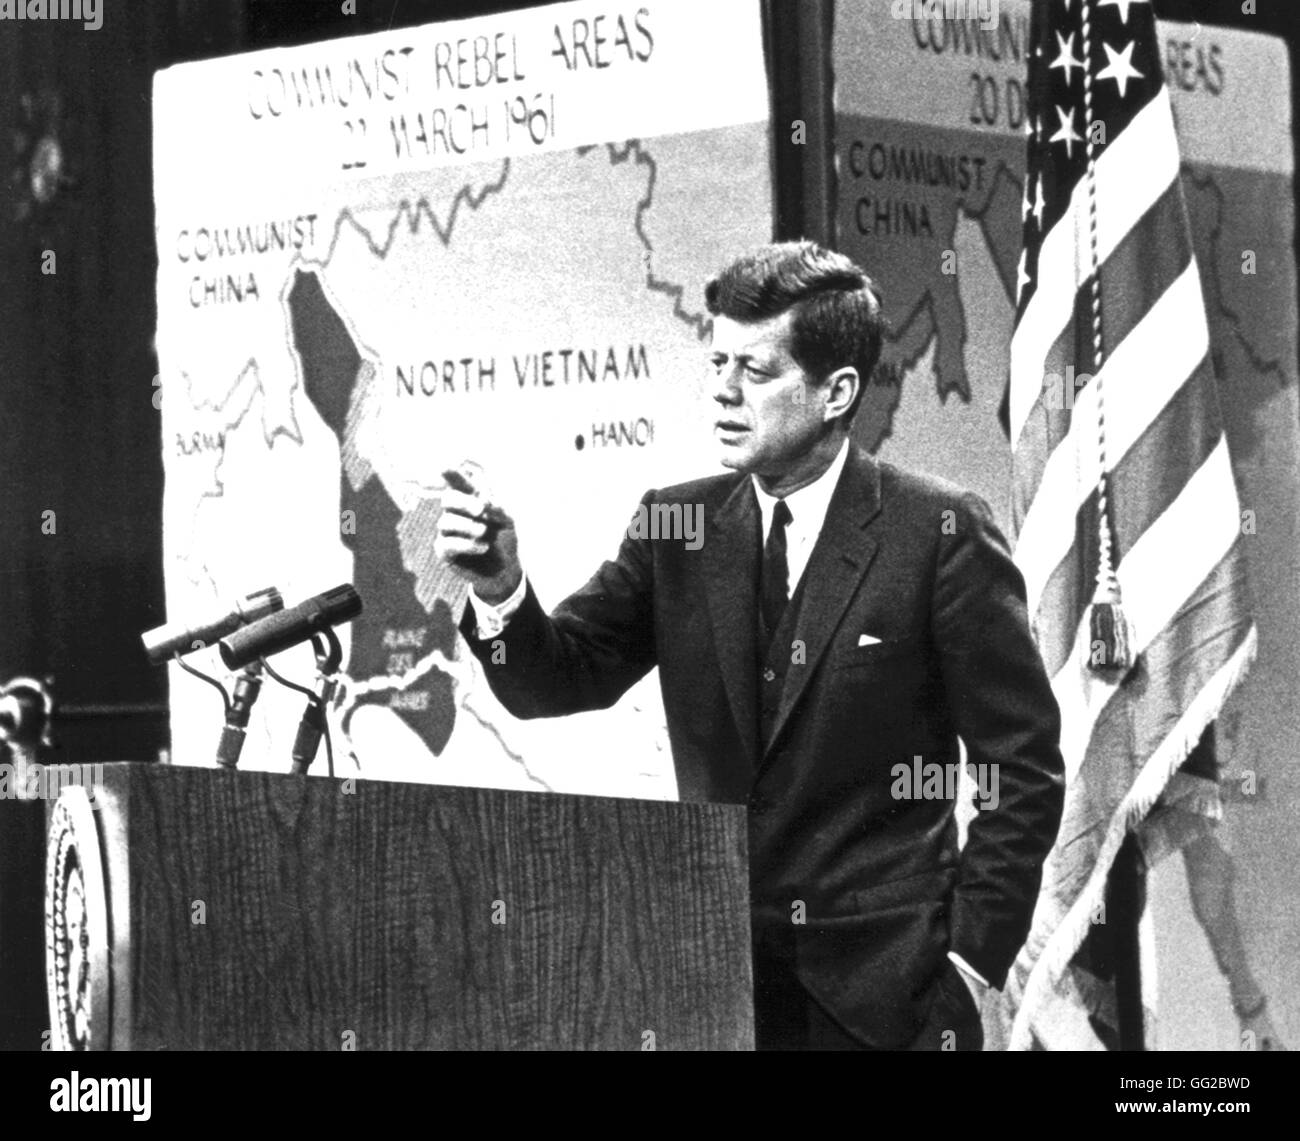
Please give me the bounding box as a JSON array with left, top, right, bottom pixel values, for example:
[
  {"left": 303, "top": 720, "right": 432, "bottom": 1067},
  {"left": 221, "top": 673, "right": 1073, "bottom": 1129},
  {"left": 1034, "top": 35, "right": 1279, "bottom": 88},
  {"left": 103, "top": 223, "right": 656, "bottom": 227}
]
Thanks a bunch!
[{"left": 45, "top": 763, "right": 753, "bottom": 1051}]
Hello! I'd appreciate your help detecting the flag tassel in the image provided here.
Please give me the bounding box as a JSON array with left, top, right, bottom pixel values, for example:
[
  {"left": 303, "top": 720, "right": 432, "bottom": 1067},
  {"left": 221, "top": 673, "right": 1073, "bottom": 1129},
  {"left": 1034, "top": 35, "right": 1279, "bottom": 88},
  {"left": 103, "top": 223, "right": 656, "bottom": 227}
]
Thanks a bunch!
[
  {"left": 1087, "top": 381, "right": 1134, "bottom": 675},
  {"left": 1089, "top": 596, "right": 1132, "bottom": 675},
  {"left": 1088, "top": 497, "right": 1134, "bottom": 676}
]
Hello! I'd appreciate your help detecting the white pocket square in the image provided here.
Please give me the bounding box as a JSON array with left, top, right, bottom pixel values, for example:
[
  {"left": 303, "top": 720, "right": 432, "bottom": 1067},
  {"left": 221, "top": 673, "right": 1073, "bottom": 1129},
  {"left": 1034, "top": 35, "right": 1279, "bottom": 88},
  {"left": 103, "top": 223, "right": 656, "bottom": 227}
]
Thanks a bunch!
[{"left": 858, "top": 634, "right": 883, "bottom": 647}]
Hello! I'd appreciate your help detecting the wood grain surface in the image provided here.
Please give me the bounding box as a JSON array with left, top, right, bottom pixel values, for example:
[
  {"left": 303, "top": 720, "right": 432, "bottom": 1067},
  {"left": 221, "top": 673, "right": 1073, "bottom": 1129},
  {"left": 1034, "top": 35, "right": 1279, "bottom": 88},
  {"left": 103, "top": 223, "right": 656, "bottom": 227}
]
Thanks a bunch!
[{"left": 94, "top": 763, "right": 752, "bottom": 1050}]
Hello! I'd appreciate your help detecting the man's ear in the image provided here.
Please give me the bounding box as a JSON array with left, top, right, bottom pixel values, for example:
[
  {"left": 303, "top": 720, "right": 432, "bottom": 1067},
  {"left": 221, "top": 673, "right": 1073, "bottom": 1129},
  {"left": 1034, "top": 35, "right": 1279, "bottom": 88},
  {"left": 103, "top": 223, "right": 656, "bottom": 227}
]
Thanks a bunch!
[{"left": 822, "top": 367, "right": 859, "bottom": 423}]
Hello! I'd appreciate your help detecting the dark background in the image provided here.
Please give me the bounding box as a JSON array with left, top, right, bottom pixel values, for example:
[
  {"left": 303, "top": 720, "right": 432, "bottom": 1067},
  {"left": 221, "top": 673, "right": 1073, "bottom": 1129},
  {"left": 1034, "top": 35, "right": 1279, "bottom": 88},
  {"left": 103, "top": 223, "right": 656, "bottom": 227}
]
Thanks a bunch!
[{"left": 0, "top": 0, "right": 1294, "bottom": 761}]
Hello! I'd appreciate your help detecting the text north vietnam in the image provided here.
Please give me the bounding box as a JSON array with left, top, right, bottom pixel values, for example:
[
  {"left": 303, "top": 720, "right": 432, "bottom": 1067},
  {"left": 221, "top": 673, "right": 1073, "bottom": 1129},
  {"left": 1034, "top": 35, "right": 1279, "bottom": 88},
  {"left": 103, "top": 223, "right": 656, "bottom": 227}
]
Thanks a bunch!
[{"left": 394, "top": 345, "right": 651, "bottom": 395}]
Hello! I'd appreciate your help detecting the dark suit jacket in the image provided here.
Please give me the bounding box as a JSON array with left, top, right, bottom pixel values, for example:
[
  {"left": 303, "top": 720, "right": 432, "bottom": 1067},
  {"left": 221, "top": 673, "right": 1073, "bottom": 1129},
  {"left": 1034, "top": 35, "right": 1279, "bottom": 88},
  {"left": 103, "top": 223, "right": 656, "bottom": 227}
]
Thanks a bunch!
[{"left": 462, "top": 443, "right": 1064, "bottom": 1047}]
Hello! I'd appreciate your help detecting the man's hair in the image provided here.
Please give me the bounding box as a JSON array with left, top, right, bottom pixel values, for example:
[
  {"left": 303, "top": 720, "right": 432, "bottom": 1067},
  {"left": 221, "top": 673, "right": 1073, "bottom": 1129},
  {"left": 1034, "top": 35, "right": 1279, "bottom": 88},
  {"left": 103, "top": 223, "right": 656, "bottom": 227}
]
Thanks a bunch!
[{"left": 704, "top": 240, "right": 884, "bottom": 424}]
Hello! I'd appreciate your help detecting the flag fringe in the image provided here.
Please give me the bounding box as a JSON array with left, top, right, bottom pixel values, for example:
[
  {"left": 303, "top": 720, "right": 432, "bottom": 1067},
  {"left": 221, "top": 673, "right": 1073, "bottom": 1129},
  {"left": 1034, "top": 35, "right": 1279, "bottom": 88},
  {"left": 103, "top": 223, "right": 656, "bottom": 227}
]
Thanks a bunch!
[{"left": 1008, "top": 624, "right": 1257, "bottom": 1050}]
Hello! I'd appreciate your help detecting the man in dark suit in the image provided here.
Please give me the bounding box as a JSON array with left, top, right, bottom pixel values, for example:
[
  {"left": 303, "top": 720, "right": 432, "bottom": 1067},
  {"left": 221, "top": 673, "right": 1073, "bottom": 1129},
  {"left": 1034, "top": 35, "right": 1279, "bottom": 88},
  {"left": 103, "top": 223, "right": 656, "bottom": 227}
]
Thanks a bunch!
[{"left": 435, "top": 241, "right": 1064, "bottom": 1050}]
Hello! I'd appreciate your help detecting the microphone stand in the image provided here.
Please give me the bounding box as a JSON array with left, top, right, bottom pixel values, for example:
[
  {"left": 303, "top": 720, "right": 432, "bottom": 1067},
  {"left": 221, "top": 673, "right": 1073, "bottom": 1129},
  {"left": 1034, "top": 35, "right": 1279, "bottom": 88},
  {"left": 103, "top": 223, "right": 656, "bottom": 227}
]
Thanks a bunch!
[
  {"left": 172, "top": 653, "right": 244, "bottom": 770},
  {"left": 260, "top": 628, "right": 343, "bottom": 777},
  {"left": 216, "top": 662, "right": 263, "bottom": 769},
  {"left": 291, "top": 628, "right": 342, "bottom": 776}
]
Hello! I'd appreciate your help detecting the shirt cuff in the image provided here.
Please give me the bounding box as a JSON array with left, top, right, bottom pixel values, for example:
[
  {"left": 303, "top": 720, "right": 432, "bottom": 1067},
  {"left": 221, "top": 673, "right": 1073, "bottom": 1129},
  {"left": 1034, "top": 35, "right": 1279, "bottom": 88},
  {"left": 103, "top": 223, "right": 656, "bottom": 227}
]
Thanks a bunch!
[
  {"left": 948, "top": 951, "right": 990, "bottom": 988},
  {"left": 470, "top": 575, "right": 527, "bottom": 639}
]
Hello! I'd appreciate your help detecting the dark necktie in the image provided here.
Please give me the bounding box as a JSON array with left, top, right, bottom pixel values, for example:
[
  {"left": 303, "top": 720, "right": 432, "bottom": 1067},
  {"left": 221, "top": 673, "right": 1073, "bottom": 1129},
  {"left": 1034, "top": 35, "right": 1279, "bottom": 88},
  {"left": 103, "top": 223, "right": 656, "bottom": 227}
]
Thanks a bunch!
[{"left": 761, "top": 499, "right": 793, "bottom": 648}]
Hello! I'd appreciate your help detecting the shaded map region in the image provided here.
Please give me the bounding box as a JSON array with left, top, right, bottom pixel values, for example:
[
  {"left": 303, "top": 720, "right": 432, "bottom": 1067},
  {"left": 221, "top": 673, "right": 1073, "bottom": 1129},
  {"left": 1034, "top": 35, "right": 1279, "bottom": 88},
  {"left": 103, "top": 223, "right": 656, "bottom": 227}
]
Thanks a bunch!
[{"left": 288, "top": 267, "right": 458, "bottom": 756}]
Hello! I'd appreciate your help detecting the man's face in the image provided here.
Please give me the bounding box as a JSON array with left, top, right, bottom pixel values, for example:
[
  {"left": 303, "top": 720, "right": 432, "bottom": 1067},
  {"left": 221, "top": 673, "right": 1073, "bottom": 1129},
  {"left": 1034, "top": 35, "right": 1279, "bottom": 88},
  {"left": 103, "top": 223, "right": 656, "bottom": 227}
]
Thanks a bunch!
[{"left": 708, "top": 311, "right": 831, "bottom": 479}]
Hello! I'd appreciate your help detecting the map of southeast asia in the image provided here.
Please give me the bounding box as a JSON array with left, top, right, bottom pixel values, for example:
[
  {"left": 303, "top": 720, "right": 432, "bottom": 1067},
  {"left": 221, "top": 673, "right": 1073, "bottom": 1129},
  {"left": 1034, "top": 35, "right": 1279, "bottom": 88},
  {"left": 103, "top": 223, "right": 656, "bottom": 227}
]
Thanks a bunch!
[{"left": 153, "top": 0, "right": 771, "bottom": 796}]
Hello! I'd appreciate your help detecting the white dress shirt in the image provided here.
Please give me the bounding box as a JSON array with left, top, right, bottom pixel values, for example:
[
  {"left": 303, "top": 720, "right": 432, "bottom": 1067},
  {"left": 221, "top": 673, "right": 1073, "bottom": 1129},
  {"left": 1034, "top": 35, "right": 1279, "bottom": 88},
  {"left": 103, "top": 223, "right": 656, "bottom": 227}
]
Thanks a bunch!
[{"left": 751, "top": 438, "right": 850, "bottom": 594}]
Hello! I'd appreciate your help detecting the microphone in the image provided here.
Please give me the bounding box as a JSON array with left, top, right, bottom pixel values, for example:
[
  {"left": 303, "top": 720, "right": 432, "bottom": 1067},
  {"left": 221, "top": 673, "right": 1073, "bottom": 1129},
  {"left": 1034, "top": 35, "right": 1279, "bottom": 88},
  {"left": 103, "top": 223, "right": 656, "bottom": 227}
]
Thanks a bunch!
[
  {"left": 0, "top": 690, "right": 42, "bottom": 742},
  {"left": 0, "top": 677, "right": 52, "bottom": 749},
  {"left": 142, "top": 588, "right": 284, "bottom": 664},
  {"left": 219, "top": 585, "right": 362, "bottom": 670}
]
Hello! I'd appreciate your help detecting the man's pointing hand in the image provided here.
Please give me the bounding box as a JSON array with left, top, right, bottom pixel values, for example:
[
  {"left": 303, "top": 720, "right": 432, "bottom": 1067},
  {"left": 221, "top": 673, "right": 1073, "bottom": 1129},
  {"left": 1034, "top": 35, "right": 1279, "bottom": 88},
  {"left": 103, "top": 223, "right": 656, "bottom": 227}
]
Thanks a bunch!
[{"left": 434, "top": 463, "right": 523, "bottom": 605}]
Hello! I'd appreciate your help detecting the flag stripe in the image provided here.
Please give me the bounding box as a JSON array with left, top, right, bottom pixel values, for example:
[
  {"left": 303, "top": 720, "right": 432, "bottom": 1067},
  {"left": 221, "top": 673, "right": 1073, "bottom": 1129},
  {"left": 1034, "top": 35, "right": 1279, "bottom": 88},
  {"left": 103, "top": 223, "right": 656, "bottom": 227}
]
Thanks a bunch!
[
  {"left": 1050, "top": 439, "right": 1245, "bottom": 781},
  {"left": 1028, "top": 364, "right": 1223, "bottom": 679},
  {"left": 1056, "top": 552, "right": 1255, "bottom": 843},
  {"left": 1018, "top": 261, "right": 1213, "bottom": 617},
  {"left": 1010, "top": 87, "right": 1181, "bottom": 444},
  {"left": 1010, "top": 180, "right": 1195, "bottom": 516},
  {"left": 1031, "top": 355, "right": 1225, "bottom": 678}
]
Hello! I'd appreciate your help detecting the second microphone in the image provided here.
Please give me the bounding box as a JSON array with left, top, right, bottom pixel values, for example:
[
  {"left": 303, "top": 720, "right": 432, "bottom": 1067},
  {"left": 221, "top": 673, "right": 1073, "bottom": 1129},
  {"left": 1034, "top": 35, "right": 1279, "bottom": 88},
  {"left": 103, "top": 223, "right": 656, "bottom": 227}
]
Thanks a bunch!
[{"left": 218, "top": 585, "right": 363, "bottom": 669}]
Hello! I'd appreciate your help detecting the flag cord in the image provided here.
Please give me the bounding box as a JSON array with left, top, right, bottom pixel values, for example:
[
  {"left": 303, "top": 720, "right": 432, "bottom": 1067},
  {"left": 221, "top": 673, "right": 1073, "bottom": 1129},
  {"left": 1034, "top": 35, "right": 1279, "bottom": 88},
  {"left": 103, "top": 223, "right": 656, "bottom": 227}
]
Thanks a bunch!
[{"left": 1082, "top": 0, "right": 1132, "bottom": 674}]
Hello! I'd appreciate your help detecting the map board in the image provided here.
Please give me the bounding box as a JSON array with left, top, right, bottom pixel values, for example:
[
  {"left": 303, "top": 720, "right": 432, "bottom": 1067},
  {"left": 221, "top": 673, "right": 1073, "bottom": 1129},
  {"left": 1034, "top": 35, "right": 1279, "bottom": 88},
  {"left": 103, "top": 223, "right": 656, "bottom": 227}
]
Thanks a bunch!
[{"left": 154, "top": 0, "right": 772, "bottom": 797}]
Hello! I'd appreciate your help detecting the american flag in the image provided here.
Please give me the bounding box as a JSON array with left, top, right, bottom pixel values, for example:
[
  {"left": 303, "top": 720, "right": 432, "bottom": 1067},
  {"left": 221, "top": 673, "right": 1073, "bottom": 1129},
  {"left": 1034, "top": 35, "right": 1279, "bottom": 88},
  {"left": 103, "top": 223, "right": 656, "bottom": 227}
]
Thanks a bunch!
[{"left": 1000, "top": 0, "right": 1257, "bottom": 1049}]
